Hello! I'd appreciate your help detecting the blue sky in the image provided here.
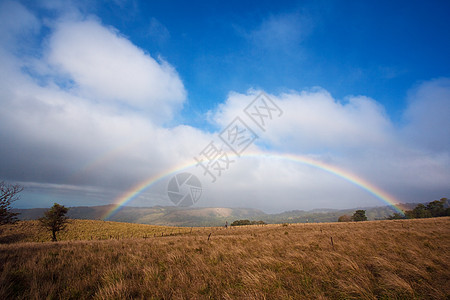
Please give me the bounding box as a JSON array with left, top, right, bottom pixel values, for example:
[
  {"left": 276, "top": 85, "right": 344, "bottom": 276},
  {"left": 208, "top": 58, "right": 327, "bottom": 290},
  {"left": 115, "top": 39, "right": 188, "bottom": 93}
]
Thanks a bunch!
[
  {"left": 91, "top": 0, "right": 450, "bottom": 125},
  {"left": 0, "top": 0, "right": 449, "bottom": 212}
]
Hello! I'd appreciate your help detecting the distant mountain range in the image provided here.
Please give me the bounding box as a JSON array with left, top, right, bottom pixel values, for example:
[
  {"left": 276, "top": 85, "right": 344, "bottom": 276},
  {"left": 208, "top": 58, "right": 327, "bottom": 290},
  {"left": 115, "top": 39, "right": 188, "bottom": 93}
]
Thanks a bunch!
[{"left": 12, "top": 203, "right": 421, "bottom": 227}]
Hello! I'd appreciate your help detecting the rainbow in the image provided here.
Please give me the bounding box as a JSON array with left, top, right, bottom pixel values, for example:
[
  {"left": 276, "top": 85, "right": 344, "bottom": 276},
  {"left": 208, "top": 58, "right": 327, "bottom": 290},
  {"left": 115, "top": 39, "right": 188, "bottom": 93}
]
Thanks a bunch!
[
  {"left": 101, "top": 152, "right": 405, "bottom": 220},
  {"left": 101, "top": 160, "right": 196, "bottom": 220}
]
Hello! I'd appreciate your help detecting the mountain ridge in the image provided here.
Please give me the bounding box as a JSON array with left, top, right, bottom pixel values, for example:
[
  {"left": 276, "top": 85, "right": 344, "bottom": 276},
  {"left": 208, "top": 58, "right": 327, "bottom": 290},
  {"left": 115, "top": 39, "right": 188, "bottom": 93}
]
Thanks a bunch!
[{"left": 12, "top": 202, "right": 422, "bottom": 227}]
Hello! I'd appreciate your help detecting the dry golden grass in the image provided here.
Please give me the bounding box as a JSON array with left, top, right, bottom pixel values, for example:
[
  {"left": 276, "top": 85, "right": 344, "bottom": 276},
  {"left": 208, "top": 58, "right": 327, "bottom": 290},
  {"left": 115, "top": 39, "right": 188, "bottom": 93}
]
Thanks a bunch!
[
  {"left": 0, "top": 220, "right": 193, "bottom": 243},
  {"left": 1, "top": 217, "right": 449, "bottom": 299}
]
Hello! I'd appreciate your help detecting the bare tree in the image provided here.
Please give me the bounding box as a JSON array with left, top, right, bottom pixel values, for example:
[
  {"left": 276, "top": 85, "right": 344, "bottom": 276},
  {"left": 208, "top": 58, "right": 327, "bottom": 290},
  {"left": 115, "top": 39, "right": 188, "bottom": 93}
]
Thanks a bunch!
[{"left": 0, "top": 181, "right": 23, "bottom": 225}]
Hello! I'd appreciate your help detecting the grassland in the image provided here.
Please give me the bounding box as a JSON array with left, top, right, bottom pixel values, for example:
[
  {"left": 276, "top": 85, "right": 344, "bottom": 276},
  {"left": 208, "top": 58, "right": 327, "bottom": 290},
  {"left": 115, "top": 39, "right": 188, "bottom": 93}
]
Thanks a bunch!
[
  {"left": 0, "top": 220, "right": 194, "bottom": 243},
  {"left": 0, "top": 217, "right": 449, "bottom": 299}
]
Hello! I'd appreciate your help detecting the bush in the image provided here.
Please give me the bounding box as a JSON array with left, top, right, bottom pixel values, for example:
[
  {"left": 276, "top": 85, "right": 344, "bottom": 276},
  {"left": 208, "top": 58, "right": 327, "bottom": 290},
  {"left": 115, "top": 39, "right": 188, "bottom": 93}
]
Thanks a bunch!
[
  {"left": 231, "top": 220, "right": 266, "bottom": 226},
  {"left": 387, "top": 213, "right": 406, "bottom": 220},
  {"left": 338, "top": 215, "right": 352, "bottom": 222}
]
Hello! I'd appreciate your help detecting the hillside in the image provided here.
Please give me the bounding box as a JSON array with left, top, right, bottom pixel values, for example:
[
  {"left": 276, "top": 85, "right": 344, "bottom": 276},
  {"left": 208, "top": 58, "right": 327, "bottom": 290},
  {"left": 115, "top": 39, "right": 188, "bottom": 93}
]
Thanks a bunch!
[
  {"left": 0, "top": 219, "right": 193, "bottom": 243},
  {"left": 12, "top": 203, "right": 419, "bottom": 226},
  {"left": 262, "top": 203, "right": 418, "bottom": 224},
  {"left": 0, "top": 217, "right": 449, "bottom": 299}
]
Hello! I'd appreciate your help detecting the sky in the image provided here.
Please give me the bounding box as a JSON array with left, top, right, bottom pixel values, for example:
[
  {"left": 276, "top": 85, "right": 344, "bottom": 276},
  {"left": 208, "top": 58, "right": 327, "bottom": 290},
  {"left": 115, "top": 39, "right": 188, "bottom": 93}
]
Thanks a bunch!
[{"left": 0, "top": 0, "right": 449, "bottom": 213}]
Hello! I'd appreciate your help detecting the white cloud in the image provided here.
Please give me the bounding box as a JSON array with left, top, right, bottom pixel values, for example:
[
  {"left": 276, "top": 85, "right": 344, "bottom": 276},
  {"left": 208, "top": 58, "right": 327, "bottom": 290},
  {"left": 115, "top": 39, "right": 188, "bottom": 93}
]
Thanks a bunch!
[
  {"left": 248, "top": 12, "right": 313, "bottom": 53},
  {"left": 401, "top": 78, "right": 450, "bottom": 152},
  {"left": 211, "top": 88, "right": 395, "bottom": 153},
  {"left": 0, "top": 2, "right": 448, "bottom": 212},
  {"left": 147, "top": 17, "right": 170, "bottom": 44},
  {"left": 47, "top": 18, "right": 186, "bottom": 122},
  {"left": 0, "top": 4, "right": 207, "bottom": 205},
  {"left": 207, "top": 86, "right": 449, "bottom": 210},
  {"left": 0, "top": 1, "right": 41, "bottom": 50}
]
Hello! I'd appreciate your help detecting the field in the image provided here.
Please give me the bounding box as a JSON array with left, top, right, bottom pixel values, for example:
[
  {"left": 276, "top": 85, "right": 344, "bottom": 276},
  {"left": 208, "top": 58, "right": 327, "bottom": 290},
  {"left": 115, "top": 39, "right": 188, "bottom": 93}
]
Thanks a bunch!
[
  {"left": 0, "top": 218, "right": 449, "bottom": 299},
  {"left": 0, "top": 220, "right": 194, "bottom": 243}
]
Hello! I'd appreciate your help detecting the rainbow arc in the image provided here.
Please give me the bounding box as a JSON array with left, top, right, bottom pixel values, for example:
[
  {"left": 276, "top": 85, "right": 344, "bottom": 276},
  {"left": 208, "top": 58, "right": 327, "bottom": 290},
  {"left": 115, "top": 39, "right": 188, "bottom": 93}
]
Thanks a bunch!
[{"left": 102, "top": 152, "right": 404, "bottom": 220}]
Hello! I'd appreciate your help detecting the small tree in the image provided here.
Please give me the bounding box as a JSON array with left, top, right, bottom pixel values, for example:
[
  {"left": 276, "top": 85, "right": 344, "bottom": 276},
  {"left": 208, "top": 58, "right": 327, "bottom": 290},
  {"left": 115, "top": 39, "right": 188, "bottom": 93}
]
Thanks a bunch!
[
  {"left": 338, "top": 215, "right": 352, "bottom": 222},
  {"left": 39, "top": 203, "right": 69, "bottom": 241},
  {"left": 352, "top": 210, "right": 367, "bottom": 222},
  {"left": 426, "top": 200, "right": 445, "bottom": 217},
  {"left": 231, "top": 219, "right": 251, "bottom": 226},
  {"left": 0, "top": 181, "right": 23, "bottom": 225}
]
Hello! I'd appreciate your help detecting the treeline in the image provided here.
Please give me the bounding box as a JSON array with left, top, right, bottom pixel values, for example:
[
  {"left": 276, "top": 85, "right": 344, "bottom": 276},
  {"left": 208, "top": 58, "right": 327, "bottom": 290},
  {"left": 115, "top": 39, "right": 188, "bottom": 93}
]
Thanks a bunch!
[
  {"left": 388, "top": 198, "right": 449, "bottom": 220},
  {"left": 231, "top": 219, "right": 266, "bottom": 226},
  {"left": 338, "top": 209, "right": 368, "bottom": 222}
]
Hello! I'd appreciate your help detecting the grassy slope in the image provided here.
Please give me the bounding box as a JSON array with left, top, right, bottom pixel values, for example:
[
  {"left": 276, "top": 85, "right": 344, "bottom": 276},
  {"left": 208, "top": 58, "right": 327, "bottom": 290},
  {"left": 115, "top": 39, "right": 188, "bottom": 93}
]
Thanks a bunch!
[
  {"left": 0, "top": 217, "right": 449, "bottom": 299},
  {"left": 0, "top": 220, "right": 193, "bottom": 243}
]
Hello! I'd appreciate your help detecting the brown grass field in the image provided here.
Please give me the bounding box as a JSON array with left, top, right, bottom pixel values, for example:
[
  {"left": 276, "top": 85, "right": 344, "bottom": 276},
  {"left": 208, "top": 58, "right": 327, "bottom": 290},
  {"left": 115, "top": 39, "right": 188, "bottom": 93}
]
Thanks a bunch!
[{"left": 0, "top": 217, "right": 449, "bottom": 299}]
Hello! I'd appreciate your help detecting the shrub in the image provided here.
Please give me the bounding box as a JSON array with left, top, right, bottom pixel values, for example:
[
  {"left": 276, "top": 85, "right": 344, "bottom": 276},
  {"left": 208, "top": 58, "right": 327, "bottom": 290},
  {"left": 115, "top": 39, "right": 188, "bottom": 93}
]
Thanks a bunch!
[
  {"left": 231, "top": 220, "right": 266, "bottom": 226},
  {"left": 338, "top": 215, "right": 352, "bottom": 222}
]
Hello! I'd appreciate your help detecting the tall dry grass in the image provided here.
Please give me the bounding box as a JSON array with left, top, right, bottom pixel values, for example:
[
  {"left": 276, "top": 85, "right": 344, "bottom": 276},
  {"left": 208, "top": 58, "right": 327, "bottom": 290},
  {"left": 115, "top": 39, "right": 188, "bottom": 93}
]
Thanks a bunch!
[
  {"left": 0, "top": 217, "right": 449, "bottom": 299},
  {"left": 0, "top": 220, "right": 193, "bottom": 243}
]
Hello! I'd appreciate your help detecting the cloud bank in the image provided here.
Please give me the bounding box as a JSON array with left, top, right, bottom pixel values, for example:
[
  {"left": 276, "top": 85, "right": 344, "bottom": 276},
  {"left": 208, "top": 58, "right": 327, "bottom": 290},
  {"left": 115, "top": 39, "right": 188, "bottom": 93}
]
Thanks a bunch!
[{"left": 0, "top": 1, "right": 448, "bottom": 212}]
